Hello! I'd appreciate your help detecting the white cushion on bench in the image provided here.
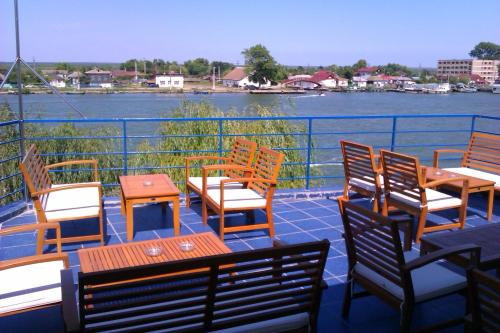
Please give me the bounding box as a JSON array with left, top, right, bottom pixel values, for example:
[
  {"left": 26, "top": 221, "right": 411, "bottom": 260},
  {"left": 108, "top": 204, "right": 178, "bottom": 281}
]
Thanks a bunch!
[
  {"left": 444, "top": 167, "right": 500, "bottom": 190},
  {"left": 207, "top": 188, "right": 267, "bottom": 209},
  {"left": 188, "top": 177, "right": 243, "bottom": 192},
  {"left": 44, "top": 183, "right": 101, "bottom": 221},
  {"left": 391, "top": 188, "right": 462, "bottom": 210},
  {"left": 0, "top": 260, "right": 65, "bottom": 314}
]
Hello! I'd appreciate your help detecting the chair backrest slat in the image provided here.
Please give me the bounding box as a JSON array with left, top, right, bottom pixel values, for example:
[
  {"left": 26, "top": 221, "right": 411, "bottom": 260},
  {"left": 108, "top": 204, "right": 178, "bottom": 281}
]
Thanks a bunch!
[
  {"left": 468, "top": 268, "right": 500, "bottom": 333},
  {"left": 339, "top": 199, "right": 406, "bottom": 288},
  {"left": 341, "top": 140, "right": 379, "bottom": 190},
  {"left": 20, "top": 144, "right": 52, "bottom": 197},
  {"left": 463, "top": 132, "right": 500, "bottom": 174},
  {"left": 225, "top": 138, "right": 257, "bottom": 178},
  {"left": 248, "top": 147, "right": 284, "bottom": 196},
  {"left": 381, "top": 150, "right": 424, "bottom": 203}
]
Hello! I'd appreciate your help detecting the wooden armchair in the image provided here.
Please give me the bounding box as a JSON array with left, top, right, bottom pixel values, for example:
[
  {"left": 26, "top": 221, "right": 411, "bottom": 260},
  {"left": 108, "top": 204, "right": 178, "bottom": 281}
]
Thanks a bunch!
[
  {"left": 19, "top": 144, "right": 104, "bottom": 246},
  {"left": 380, "top": 149, "right": 469, "bottom": 243},
  {"left": 466, "top": 268, "right": 500, "bottom": 333},
  {"left": 0, "top": 223, "right": 68, "bottom": 316},
  {"left": 340, "top": 140, "right": 383, "bottom": 212},
  {"left": 338, "top": 197, "right": 480, "bottom": 333},
  {"left": 434, "top": 131, "right": 500, "bottom": 221},
  {"left": 202, "top": 146, "right": 284, "bottom": 240},
  {"left": 185, "top": 138, "right": 257, "bottom": 208}
]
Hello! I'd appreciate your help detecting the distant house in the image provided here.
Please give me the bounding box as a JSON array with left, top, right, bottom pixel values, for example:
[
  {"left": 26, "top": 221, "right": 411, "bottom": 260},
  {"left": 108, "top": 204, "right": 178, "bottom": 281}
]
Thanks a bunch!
[
  {"left": 41, "top": 69, "right": 68, "bottom": 79},
  {"left": 367, "top": 75, "right": 388, "bottom": 87},
  {"left": 112, "top": 70, "right": 138, "bottom": 82},
  {"left": 155, "top": 72, "right": 184, "bottom": 89},
  {"left": 352, "top": 76, "right": 368, "bottom": 88},
  {"left": 282, "top": 77, "right": 319, "bottom": 89},
  {"left": 222, "top": 67, "right": 271, "bottom": 88},
  {"left": 85, "top": 68, "right": 112, "bottom": 88},
  {"left": 49, "top": 74, "right": 66, "bottom": 88},
  {"left": 310, "top": 70, "right": 338, "bottom": 88},
  {"left": 0, "top": 73, "right": 4, "bottom": 84},
  {"left": 336, "top": 76, "right": 349, "bottom": 87},
  {"left": 67, "top": 72, "right": 83, "bottom": 88},
  {"left": 356, "top": 66, "right": 379, "bottom": 77}
]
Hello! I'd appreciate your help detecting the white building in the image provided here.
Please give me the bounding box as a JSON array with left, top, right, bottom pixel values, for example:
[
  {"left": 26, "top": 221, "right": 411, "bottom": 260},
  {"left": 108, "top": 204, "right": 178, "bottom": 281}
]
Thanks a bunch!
[
  {"left": 155, "top": 73, "right": 184, "bottom": 89},
  {"left": 49, "top": 74, "right": 66, "bottom": 88},
  {"left": 222, "top": 67, "right": 271, "bottom": 88},
  {"left": 352, "top": 76, "right": 367, "bottom": 88}
]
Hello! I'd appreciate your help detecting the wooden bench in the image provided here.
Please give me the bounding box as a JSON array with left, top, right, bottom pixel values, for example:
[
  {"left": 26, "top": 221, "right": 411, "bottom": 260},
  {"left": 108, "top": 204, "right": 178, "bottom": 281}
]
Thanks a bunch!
[
  {"left": 61, "top": 240, "right": 330, "bottom": 333},
  {"left": 434, "top": 132, "right": 500, "bottom": 220}
]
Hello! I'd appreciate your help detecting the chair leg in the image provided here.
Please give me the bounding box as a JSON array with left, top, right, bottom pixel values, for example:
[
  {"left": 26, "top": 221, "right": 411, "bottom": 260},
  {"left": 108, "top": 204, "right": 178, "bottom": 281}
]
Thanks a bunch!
[
  {"left": 381, "top": 198, "right": 389, "bottom": 216},
  {"left": 458, "top": 205, "right": 467, "bottom": 229},
  {"left": 343, "top": 182, "right": 349, "bottom": 199},
  {"left": 219, "top": 211, "right": 225, "bottom": 240},
  {"left": 372, "top": 195, "right": 379, "bottom": 213},
  {"left": 487, "top": 188, "right": 493, "bottom": 222},
  {"left": 400, "top": 302, "right": 413, "bottom": 333},
  {"left": 99, "top": 210, "right": 104, "bottom": 246},
  {"left": 266, "top": 205, "right": 275, "bottom": 238},
  {"left": 415, "top": 210, "right": 428, "bottom": 244},
  {"left": 185, "top": 187, "right": 191, "bottom": 208},
  {"left": 341, "top": 277, "right": 353, "bottom": 318}
]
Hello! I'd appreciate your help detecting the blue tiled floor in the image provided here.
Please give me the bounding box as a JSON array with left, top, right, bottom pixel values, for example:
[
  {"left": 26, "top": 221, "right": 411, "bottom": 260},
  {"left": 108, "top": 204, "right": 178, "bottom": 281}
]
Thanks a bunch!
[{"left": 1, "top": 191, "right": 499, "bottom": 332}]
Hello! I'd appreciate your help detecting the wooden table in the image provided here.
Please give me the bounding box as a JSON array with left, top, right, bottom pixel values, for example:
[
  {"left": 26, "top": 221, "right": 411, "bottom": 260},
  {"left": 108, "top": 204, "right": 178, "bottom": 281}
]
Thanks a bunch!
[
  {"left": 425, "top": 167, "right": 495, "bottom": 221},
  {"left": 78, "top": 232, "right": 232, "bottom": 273},
  {"left": 119, "top": 174, "right": 180, "bottom": 241},
  {"left": 420, "top": 223, "right": 500, "bottom": 271}
]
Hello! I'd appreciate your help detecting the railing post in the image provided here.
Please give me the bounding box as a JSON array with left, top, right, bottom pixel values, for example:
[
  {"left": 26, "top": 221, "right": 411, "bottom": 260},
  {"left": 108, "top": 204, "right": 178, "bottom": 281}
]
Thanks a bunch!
[
  {"left": 218, "top": 119, "right": 223, "bottom": 158},
  {"left": 123, "top": 120, "right": 128, "bottom": 175},
  {"left": 470, "top": 115, "right": 477, "bottom": 136},
  {"left": 390, "top": 117, "right": 397, "bottom": 151},
  {"left": 305, "top": 118, "right": 313, "bottom": 190}
]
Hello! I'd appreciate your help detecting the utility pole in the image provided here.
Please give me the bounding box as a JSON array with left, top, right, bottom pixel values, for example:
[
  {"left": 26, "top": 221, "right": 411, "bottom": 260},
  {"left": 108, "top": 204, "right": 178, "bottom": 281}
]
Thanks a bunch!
[
  {"left": 14, "top": 0, "right": 25, "bottom": 160},
  {"left": 212, "top": 67, "right": 216, "bottom": 90}
]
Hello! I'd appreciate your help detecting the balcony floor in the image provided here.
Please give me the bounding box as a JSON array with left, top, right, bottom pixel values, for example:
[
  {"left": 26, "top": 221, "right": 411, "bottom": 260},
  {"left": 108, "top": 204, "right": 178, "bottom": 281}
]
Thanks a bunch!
[{"left": 1, "top": 191, "right": 498, "bottom": 333}]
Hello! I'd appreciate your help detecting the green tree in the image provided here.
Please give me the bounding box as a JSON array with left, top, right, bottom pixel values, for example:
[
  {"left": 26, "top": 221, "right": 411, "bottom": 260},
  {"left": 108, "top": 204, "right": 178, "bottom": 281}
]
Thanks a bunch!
[
  {"left": 184, "top": 58, "right": 210, "bottom": 76},
  {"left": 120, "top": 59, "right": 138, "bottom": 71},
  {"left": 242, "top": 44, "right": 279, "bottom": 86},
  {"left": 469, "top": 42, "right": 500, "bottom": 60},
  {"left": 55, "top": 62, "right": 74, "bottom": 71},
  {"left": 210, "top": 61, "right": 234, "bottom": 76},
  {"left": 352, "top": 59, "right": 367, "bottom": 71}
]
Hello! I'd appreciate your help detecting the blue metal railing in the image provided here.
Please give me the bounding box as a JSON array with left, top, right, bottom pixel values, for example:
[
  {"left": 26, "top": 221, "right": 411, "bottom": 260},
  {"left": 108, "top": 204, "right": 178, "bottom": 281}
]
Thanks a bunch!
[{"left": 1, "top": 113, "right": 499, "bottom": 204}]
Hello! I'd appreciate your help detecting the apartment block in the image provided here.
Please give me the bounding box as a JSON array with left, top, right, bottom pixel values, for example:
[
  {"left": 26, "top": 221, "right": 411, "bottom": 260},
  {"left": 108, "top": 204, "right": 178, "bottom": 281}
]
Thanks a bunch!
[{"left": 437, "top": 59, "right": 500, "bottom": 83}]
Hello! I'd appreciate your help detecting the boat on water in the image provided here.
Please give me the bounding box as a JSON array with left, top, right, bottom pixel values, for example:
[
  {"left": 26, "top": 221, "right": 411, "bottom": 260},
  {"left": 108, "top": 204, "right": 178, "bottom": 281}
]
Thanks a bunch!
[
  {"left": 422, "top": 83, "right": 450, "bottom": 94},
  {"left": 403, "top": 81, "right": 421, "bottom": 93},
  {"left": 456, "top": 83, "right": 477, "bottom": 93},
  {"left": 492, "top": 79, "right": 500, "bottom": 94},
  {"left": 65, "top": 90, "right": 86, "bottom": 95}
]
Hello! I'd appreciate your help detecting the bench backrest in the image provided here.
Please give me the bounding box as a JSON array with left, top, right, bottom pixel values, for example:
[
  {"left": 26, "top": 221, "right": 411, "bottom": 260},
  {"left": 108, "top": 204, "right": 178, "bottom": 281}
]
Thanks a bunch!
[
  {"left": 225, "top": 138, "right": 257, "bottom": 178},
  {"left": 463, "top": 132, "right": 500, "bottom": 174},
  {"left": 76, "top": 240, "right": 329, "bottom": 332}
]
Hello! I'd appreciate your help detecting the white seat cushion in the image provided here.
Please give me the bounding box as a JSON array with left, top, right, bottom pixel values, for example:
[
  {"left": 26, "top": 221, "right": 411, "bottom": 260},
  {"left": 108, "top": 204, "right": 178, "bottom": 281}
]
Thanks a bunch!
[
  {"left": 354, "top": 251, "right": 466, "bottom": 302},
  {"left": 188, "top": 177, "right": 243, "bottom": 192},
  {"left": 207, "top": 188, "right": 267, "bottom": 209},
  {"left": 349, "top": 175, "right": 384, "bottom": 192},
  {"left": 391, "top": 188, "right": 462, "bottom": 210},
  {"left": 444, "top": 167, "right": 500, "bottom": 190},
  {"left": 0, "top": 260, "right": 65, "bottom": 314},
  {"left": 44, "top": 183, "right": 101, "bottom": 221}
]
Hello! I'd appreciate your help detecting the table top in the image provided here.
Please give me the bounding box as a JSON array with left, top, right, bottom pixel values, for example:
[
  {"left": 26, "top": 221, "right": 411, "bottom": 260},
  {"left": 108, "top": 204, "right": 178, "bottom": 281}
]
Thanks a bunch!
[
  {"left": 119, "top": 174, "right": 179, "bottom": 199},
  {"left": 78, "top": 232, "right": 231, "bottom": 273},
  {"left": 425, "top": 167, "right": 495, "bottom": 189},
  {"left": 421, "top": 223, "right": 500, "bottom": 266}
]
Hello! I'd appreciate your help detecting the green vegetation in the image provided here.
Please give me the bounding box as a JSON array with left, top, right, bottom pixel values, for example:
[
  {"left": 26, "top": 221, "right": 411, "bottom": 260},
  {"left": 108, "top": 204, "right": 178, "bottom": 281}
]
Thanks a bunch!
[
  {"left": 469, "top": 42, "right": 500, "bottom": 60},
  {"left": 0, "top": 101, "right": 313, "bottom": 205},
  {"left": 184, "top": 58, "right": 210, "bottom": 76},
  {"left": 242, "top": 44, "right": 281, "bottom": 85}
]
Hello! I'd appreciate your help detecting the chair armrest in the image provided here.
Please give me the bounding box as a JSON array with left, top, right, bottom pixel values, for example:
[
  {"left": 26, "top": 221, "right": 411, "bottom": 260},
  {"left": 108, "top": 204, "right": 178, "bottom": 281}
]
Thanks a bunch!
[
  {"left": 45, "top": 159, "right": 99, "bottom": 182},
  {"left": 32, "top": 182, "right": 102, "bottom": 197},
  {"left": 221, "top": 177, "right": 276, "bottom": 186},
  {"left": 403, "top": 244, "right": 481, "bottom": 272},
  {"left": 202, "top": 164, "right": 253, "bottom": 172},
  {"left": 185, "top": 156, "right": 230, "bottom": 163},
  {"left": 0, "top": 223, "right": 64, "bottom": 255},
  {"left": 0, "top": 253, "right": 69, "bottom": 270},
  {"left": 61, "top": 269, "right": 80, "bottom": 333},
  {"left": 433, "top": 149, "right": 465, "bottom": 168}
]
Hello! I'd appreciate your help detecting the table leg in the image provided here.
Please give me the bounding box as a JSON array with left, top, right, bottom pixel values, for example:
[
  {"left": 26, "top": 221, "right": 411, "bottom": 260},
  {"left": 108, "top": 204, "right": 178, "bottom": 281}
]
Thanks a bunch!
[
  {"left": 120, "top": 188, "right": 125, "bottom": 216},
  {"left": 173, "top": 197, "right": 180, "bottom": 236},
  {"left": 487, "top": 188, "right": 493, "bottom": 222},
  {"left": 126, "top": 200, "right": 134, "bottom": 241}
]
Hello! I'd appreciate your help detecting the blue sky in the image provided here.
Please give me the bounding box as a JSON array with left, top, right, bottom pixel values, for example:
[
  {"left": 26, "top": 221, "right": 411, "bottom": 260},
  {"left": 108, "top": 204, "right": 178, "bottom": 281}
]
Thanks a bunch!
[{"left": 1, "top": 0, "right": 499, "bottom": 67}]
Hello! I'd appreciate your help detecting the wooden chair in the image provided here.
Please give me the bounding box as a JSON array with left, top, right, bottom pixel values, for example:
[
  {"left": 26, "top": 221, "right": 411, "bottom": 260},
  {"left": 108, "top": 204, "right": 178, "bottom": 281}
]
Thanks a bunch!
[
  {"left": 466, "top": 268, "right": 500, "bottom": 333},
  {"left": 434, "top": 131, "right": 500, "bottom": 221},
  {"left": 338, "top": 197, "right": 480, "bottom": 333},
  {"left": 19, "top": 144, "right": 104, "bottom": 246},
  {"left": 340, "top": 140, "right": 383, "bottom": 212},
  {"left": 0, "top": 223, "right": 69, "bottom": 316},
  {"left": 380, "top": 149, "right": 469, "bottom": 243},
  {"left": 202, "top": 146, "right": 284, "bottom": 240},
  {"left": 185, "top": 138, "right": 257, "bottom": 208}
]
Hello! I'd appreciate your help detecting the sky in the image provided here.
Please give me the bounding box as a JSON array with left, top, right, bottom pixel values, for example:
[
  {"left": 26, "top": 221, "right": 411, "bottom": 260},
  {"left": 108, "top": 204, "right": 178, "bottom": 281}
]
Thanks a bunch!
[{"left": 1, "top": 0, "right": 499, "bottom": 67}]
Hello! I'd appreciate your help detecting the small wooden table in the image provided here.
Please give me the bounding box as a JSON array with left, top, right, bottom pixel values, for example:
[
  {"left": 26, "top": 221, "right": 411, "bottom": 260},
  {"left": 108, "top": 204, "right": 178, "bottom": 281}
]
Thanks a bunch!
[
  {"left": 425, "top": 167, "right": 495, "bottom": 221},
  {"left": 78, "top": 232, "right": 232, "bottom": 273},
  {"left": 420, "top": 223, "right": 500, "bottom": 271},
  {"left": 119, "top": 174, "right": 180, "bottom": 241}
]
